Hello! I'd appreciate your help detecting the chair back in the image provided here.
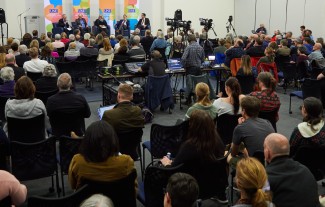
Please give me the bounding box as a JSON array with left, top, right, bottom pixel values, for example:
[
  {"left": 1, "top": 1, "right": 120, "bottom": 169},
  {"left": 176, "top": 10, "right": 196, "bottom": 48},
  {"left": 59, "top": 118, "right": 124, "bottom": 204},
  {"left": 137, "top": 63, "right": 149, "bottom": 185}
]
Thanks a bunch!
[
  {"left": 293, "top": 145, "right": 325, "bottom": 181},
  {"left": 215, "top": 53, "right": 226, "bottom": 64},
  {"left": 258, "top": 62, "right": 279, "bottom": 81},
  {"left": 236, "top": 75, "right": 255, "bottom": 94},
  {"left": 7, "top": 114, "right": 45, "bottom": 142},
  {"left": 56, "top": 47, "right": 65, "bottom": 57},
  {"left": 302, "top": 78, "right": 321, "bottom": 99},
  {"left": 83, "top": 169, "right": 137, "bottom": 207},
  {"left": 230, "top": 58, "right": 242, "bottom": 76},
  {"left": 28, "top": 184, "right": 90, "bottom": 207},
  {"left": 149, "top": 120, "right": 189, "bottom": 158},
  {"left": 96, "top": 57, "right": 110, "bottom": 67},
  {"left": 74, "top": 59, "right": 95, "bottom": 78},
  {"left": 27, "top": 71, "right": 43, "bottom": 82},
  {"left": 258, "top": 108, "right": 278, "bottom": 132},
  {"left": 250, "top": 56, "right": 261, "bottom": 67},
  {"left": 190, "top": 74, "right": 217, "bottom": 99},
  {"left": 143, "top": 163, "right": 184, "bottom": 207},
  {"left": 0, "top": 142, "right": 9, "bottom": 171},
  {"left": 116, "top": 128, "right": 143, "bottom": 160},
  {"left": 0, "top": 96, "right": 13, "bottom": 123},
  {"left": 216, "top": 113, "right": 241, "bottom": 145},
  {"left": 128, "top": 57, "right": 146, "bottom": 63},
  {"left": 0, "top": 196, "right": 11, "bottom": 207},
  {"left": 59, "top": 136, "right": 83, "bottom": 174},
  {"left": 145, "top": 75, "right": 174, "bottom": 111},
  {"left": 10, "top": 137, "right": 58, "bottom": 181},
  {"left": 49, "top": 111, "right": 86, "bottom": 137},
  {"left": 281, "top": 63, "right": 297, "bottom": 82},
  {"left": 56, "top": 61, "right": 75, "bottom": 75},
  {"left": 35, "top": 90, "right": 58, "bottom": 105},
  {"left": 252, "top": 150, "right": 265, "bottom": 166}
]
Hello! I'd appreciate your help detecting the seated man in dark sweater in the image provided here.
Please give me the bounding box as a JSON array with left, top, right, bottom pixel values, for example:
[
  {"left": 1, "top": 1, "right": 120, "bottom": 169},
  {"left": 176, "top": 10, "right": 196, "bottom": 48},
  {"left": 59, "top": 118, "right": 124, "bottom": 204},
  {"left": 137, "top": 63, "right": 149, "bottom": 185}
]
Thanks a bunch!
[
  {"left": 245, "top": 38, "right": 264, "bottom": 57},
  {"left": 102, "top": 84, "right": 144, "bottom": 133},
  {"left": 139, "top": 50, "right": 166, "bottom": 76},
  {"left": 224, "top": 39, "right": 245, "bottom": 68},
  {"left": 5, "top": 54, "right": 25, "bottom": 82},
  {"left": 264, "top": 133, "right": 320, "bottom": 207}
]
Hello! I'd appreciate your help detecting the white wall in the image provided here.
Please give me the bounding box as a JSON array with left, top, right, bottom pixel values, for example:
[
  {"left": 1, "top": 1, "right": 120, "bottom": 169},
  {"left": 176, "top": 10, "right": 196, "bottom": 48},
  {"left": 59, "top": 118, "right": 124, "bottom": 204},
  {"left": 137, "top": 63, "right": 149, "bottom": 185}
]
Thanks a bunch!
[
  {"left": 234, "top": 0, "right": 325, "bottom": 38},
  {"left": 2, "top": 0, "right": 234, "bottom": 41}
]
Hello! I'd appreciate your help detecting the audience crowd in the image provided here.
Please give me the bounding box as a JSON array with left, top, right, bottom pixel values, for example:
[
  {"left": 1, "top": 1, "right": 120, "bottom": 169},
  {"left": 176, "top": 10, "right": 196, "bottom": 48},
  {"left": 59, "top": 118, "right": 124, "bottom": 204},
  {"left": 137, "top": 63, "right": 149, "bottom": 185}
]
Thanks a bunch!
[{"left": 0, "top": 22, "right": 325, "bottom": 207}]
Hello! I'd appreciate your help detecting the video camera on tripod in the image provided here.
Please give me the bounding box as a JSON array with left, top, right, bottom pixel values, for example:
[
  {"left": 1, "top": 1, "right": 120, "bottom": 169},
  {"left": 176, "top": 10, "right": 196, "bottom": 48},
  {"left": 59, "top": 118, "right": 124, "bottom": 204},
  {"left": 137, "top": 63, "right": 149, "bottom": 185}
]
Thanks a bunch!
[
  {"left": 165, "top": 18, "right": 192, "bottom": 32},
  {"left": 199, "top": 18, "right": 213, "bottom": 30}
]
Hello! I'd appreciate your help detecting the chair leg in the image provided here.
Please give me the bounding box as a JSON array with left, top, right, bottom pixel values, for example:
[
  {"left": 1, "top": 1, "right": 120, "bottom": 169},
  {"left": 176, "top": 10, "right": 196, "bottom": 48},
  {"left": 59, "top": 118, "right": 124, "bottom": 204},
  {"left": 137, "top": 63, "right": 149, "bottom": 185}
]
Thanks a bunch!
[
  {"left": 61, "top": 171, "right": 65, "bottom": 196},
  {"left": 142, "top": 147, "right": 146, "bottom": 179},
  {"left": 55, "top": 170, "right": 61, "bottom": 197},
  {"left": 138, "top": 143, "right": 143, "bottom": 180},
  {"left": 289, "top": 95, "right": 292, "bottom": 114}
]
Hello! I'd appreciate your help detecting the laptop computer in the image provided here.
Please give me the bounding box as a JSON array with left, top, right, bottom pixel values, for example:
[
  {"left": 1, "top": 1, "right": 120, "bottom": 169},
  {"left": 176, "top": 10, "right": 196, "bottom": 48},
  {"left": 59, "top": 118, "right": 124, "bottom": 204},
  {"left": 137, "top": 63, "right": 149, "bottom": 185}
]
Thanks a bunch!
[
  {"left": 167, "top": 58, "right": 184, "bottom": 71},
  {"left": 125, "top": 62, "right": 145, "bottom": 74},
  {"left": 97, "top": 104, "right": 115, "bottom": 120}
]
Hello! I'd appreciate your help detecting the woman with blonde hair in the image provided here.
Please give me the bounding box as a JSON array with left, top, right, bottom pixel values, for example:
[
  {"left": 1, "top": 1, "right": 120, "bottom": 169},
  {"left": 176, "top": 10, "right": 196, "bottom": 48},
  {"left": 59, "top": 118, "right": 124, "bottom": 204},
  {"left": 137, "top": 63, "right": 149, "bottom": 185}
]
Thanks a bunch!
[
  {"left": 234, "top": 157, "right": 273, "bottom": 207},
  {"left": 96, "top": 33, "right": 104, "bottom": 49},
  {"left": 256, "top": 47, "right": 275, "bottom": 69},
  {"left": 98, "top": 38, "right": 114, "bottom": 66},
  {"left": 0, "top": 46, "right": 6, "bottom": 69},
  {"left": 29, "top": 39, "right": 40, "bottom": 50},
  {"left": 185, "top": 82, "right": 217, "bottom": 119},
  {"left": 237, "top": 55, "right": 257, "bottom": 76}
]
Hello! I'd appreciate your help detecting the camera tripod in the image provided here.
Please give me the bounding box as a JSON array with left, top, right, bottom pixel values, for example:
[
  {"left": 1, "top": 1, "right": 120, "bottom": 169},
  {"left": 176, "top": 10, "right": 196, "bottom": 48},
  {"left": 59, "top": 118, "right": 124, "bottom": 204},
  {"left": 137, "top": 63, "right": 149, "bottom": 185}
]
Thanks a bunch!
[{"left": 226, "top": 20, "right": 237, "bottom": 37}]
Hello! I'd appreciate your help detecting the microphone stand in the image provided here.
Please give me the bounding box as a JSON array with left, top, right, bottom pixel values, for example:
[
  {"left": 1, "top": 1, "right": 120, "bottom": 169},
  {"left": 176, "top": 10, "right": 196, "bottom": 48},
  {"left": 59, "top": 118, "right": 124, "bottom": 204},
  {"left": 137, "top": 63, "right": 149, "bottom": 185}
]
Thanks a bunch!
[{"left": 17, "top": 8, "right": 30, "bottom": 40}]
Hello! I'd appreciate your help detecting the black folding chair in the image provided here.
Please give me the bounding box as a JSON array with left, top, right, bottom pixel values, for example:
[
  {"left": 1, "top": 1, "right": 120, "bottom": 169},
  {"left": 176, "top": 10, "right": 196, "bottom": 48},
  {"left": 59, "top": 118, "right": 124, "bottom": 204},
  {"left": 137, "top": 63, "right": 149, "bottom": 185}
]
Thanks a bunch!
[
  {"left": 27, "top": 71, "right": 43, "bottom": 82},
  {"left": 58, "top": 136, "right": 83, "bottom": 196},
  {"left": 142, "top": 121, "right": 189, "bottom": 173},
  {"left": 258, "top": 108, "right": 279, "bottom": 132},
  {"left": 10, "top": 137, "right": 60, "bottom": 196},
  {"left": 289, "top": 78, "right": 321, "bottom": 114},
  {"left": 216, "top": 113, "right": 242, "bottom": 146},
  {"left": 28, "top": 184, "right": 89, "bottom": 207},
  {"left": 0, "top": 96, "right": 13, "bottom": 126},
  {"left": 35, "top": 90, "right": 58, "bottom": 105},
  {"left": 278, "top": 63, "right": 297, "bottom": 93},
  {"left": 7, "top": 114, "right": 45, "bottom": 142},
  {"left": 83, "top": 169, "right": 137, "bottom": 207}
]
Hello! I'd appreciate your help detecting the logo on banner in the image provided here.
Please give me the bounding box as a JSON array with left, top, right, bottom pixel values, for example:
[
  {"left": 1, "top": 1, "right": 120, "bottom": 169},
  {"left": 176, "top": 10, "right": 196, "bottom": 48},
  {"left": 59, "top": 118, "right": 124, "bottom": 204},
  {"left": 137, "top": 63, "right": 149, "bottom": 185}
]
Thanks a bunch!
[
  {"left": 128, "top": 9, "right": 136, "bottom": 13},
  {"left": 78, "top": 9, "right": 86, "bottom": 13},
  {"left": 104, "top": 9, "right": 112, "bottom": 13},
  {"left": 49, "top": 9, "right": 59, "bottom": 13}
]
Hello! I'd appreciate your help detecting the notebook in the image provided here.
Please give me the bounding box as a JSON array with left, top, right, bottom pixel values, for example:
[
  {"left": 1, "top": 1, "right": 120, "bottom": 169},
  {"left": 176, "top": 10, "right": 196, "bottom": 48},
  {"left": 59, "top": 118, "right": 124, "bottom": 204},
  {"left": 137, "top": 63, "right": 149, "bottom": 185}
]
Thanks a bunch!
[{"left": 97, "top": 105, "right": 115, "bottom": 120}]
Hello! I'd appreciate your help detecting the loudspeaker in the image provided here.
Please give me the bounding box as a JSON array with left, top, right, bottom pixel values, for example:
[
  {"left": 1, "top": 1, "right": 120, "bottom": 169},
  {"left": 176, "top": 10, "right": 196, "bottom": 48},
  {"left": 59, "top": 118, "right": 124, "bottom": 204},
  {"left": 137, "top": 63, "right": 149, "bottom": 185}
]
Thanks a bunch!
[
  {"left": 0, "top": 8, "right": 6, "bottom": 24},
  {"left": 174, "top": 9, "right": 182, "bottom": 21}
]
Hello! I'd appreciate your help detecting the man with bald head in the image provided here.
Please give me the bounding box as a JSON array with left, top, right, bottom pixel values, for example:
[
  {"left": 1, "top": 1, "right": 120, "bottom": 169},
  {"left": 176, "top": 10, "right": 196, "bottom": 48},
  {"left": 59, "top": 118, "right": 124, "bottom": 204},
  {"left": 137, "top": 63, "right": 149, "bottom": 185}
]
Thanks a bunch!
[
  {"left": 5, "top": 53, "right": 25, "bottom": 82},
  {"left": 264, "top": 133, "right": 319, "bottom": 207},
  {"left": 308, "top": 43, "right": 325, "bottom": 68},
  {"left": 46, "top": 73, "right": 91, "bottom": 137}
]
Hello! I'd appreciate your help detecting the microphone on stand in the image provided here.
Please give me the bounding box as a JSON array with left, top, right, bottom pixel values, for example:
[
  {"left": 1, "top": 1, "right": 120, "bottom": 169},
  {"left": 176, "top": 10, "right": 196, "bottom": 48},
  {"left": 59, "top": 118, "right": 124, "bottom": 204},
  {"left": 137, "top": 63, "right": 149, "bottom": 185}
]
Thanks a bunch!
[{"left": 17, "top": 8, "right": 30, "bottom": 17}]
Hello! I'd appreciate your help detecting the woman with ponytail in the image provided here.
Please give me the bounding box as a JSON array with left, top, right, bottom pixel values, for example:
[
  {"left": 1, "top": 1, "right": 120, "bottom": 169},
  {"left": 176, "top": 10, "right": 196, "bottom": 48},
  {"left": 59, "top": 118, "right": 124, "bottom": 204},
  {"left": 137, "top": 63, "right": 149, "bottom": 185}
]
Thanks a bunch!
[
  {"left": 289, "top": 97, "right": 325, "bottom": 156},
  {"left": 234, "top": 157, "right": 273, "bottom": 207},
  {"left": 185, "top": 82, "right": 218, "bottom": 120},
  {"left": 213, "top": 77, "right": 245, "bottom": 116},
  {"left": 250, "top": 72, "right": 280, "bottom": 120}
]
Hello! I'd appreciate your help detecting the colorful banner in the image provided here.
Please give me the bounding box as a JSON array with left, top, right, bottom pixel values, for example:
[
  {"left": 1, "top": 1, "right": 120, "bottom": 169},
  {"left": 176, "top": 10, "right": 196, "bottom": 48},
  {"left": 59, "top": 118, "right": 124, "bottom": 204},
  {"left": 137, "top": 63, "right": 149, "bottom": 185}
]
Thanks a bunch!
[
  {"left": 99, "top": 0, "right": 116, "bottom": 34},
  {"left": 72, "top": 0, "right": 90, "bottom": 26},
  {"left": 44, "top": 0, "right": 63, "bottom": 32},
  {"left": 124, "top": 0, "right": 140, "bottom": 31}
]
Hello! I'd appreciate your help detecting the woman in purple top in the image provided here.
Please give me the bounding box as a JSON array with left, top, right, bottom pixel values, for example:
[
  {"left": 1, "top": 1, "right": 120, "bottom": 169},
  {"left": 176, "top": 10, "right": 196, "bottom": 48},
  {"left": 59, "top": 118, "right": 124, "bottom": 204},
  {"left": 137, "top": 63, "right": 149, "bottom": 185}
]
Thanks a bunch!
[{"left": 0, "top": 67, "right": 15, "bottom": 97}]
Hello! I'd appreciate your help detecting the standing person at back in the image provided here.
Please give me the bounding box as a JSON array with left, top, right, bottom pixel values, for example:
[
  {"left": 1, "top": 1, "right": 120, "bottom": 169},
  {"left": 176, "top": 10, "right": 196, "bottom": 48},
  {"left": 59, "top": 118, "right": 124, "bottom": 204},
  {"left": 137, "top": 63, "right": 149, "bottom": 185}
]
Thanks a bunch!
[
  {"left": 46, "top": 73, "right": 91, "bottom": 137},
  {"left": 181, "top": 34, "right": 205, "bottom": 104}
]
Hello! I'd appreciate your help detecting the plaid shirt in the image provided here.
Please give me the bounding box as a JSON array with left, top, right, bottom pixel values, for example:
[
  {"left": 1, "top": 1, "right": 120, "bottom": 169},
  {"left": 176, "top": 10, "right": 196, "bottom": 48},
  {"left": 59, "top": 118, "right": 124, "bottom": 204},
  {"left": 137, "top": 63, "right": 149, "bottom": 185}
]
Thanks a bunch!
[
  {"left": 181, "top": 41, "right": 205, "bottom": 68},
  {"left": 250, "top": 89, "right": 281, "bottom": 112}
]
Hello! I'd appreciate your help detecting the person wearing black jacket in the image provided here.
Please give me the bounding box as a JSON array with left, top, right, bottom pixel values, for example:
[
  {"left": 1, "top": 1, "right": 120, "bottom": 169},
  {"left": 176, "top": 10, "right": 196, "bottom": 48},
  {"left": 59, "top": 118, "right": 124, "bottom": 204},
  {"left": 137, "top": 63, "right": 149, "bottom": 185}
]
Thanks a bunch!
[
  {"left": 58, "top": 14, "right": 72, "bottom": 34},
  {"left": 5, "top": 54, "right": 25, "bottom": 82},
  {"left": 94, "top": 15, "right": 110, "bottom": 36},
  {"left": 136, "top": 13, "right": 150, "bottom": 30}
]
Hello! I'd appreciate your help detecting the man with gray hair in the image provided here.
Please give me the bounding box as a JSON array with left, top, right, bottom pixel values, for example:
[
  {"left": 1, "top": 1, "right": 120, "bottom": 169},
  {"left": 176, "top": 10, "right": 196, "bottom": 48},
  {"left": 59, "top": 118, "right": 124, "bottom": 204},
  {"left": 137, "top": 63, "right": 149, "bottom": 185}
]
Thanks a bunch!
[
  {"left": 0, "top": 67, "right": 15, "bottom": 97},
  {"left": 127, "top": 35, "right": 146, "bottom": 59},
  {"left": 64, "top": 34, "right": 76, "bottom": 51},
  {"left": 308, "top": 43, "right": 325, "bottom": 68},
  {"left": 52, "top": 34, "right": 65, "bottom": 49},
  {"left": 74, "top": 34, "right": 85, "bottom": 51},
  {"left": 5, "top": 53, "right": 25, "bottom": 82},
  {"left": 46, "top": 73, "right": 91, "bottom": 137},
  {"left": 80, "top": 38, "right": 98, "bottom": 58},
  {"left": 15, "top": 45, "right": 31, "bottom": 67},
  {"left": 264, "top": 133, "right": 319, "bottom": 207}
]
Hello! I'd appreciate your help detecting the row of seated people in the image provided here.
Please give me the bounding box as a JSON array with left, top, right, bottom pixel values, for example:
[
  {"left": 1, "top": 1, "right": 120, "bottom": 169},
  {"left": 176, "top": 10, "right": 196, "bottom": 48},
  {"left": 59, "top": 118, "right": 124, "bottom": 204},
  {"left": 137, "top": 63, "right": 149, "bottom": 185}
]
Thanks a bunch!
[{"left": 0, "top": 73, "right": 322, "bottom": 205}]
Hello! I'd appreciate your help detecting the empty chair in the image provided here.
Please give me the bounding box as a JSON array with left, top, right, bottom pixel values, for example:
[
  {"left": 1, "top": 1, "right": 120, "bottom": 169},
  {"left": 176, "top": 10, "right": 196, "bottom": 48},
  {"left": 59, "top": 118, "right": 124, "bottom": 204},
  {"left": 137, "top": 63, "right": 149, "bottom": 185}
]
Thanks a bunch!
[
  {"left": 10, "top": 137, "right": 60, "bottom": 196},
  {"left": 289, "top": 78, "right": 321, "bottom": 114},
  {"left": 278, "top": 62, "right": 297, "bottom": 93}
]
